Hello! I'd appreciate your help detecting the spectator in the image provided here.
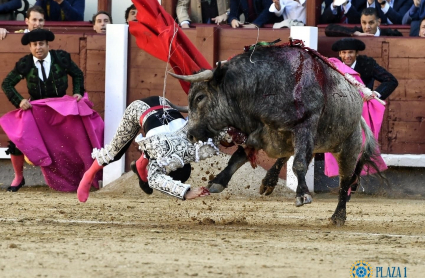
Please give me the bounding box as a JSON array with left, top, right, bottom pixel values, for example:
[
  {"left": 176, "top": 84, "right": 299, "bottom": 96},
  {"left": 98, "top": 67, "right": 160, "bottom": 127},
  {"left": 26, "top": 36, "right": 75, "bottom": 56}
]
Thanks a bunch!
[
  {"left": 366, "top": 0, "right": 411, "bottom": 24},
  {"left": 325, "top": 7, "right": 403, "bottom": 36},
  {"left": 269, "top": 0, "right": 307, "bottom": 24},
  {"left": 0, "top": 0, "right": 21, "bottom": 20},
  {"left": 125, "top": 4, "right": 137, "bottom": 24},
  {"left": 229, "top": 0, "right": 280, "bottom": 28},
  {"left": 420, "top": 16, "right": 425, "bottom": 36},
  {"left": 1, "top": 6, "right": 45, "bottom": 40},
  {"left": 176, "top": 0, "right": 230, "bottom": 28},
  {"left": 321, "top": 0, "right": 366, "bottom": 24},
  {"left": 92, "top": 11, "right": 112, "bottom": 34},
  {"left": 1, "top": 29, "right": 84, "bottom": 192},
  {"left": 0, "top": 0, "right": 23, "bottom": 40},
  {"left": 402, "top": 0, "right": 424, "bottom": 36},
  {"left": 35, "top": 0, "right": 84, "bottom": 21},
  {"left": 331, "top": 37, "right": 398, "bottom": 100}
]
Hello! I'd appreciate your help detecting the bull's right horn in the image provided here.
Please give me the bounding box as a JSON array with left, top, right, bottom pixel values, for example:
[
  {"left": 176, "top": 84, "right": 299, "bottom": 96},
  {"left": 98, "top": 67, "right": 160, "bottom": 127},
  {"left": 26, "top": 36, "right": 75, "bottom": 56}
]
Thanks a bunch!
[{"left": 169, "top": 70, "right": 214, "bottom": 82}]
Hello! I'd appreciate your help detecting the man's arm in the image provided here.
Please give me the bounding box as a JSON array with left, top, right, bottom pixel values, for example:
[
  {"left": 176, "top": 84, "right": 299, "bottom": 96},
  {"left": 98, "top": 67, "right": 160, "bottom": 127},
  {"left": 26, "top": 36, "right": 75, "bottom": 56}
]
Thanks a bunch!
[
  {"left": 381, "top": 0, "right": 411, "bottom": 24},
  {"left": 373, "top": 62, "right": 398, "bottom": 100},
  {"left": 67, "top": 59, "right": 85, "bottom": 96},
  {"left": 176, "top": 0, "right": 191, "bottom": 27},
  {"left": 325, "top": 24, "right": 361, "bottom": 36},
  {"left": 0, "top": 0, "right": 22, "bottom": 12},
  {"left": 55, "top": 0, "right": 85, "bottom": 21},
  {"left": 2, "top": 69, "right": 24, "bottom": 108}
]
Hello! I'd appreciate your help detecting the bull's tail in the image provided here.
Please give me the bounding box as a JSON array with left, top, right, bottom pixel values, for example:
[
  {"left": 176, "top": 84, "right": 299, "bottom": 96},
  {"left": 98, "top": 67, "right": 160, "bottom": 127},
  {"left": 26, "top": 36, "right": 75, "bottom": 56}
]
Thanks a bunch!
[{"left": 352, "top": 118, "right": 386, "bottom": 185}]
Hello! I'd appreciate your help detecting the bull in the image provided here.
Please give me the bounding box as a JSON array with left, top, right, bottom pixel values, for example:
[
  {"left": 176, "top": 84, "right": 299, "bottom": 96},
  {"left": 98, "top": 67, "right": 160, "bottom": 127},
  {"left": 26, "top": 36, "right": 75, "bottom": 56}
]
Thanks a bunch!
[{"left": 171, "top": 43, "right": 382, "bottom": 226}]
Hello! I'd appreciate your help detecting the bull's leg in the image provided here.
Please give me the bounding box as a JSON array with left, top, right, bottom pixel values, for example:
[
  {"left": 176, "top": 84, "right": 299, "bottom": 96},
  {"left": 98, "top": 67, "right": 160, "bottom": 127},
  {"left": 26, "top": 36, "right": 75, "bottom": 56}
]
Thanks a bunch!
[
  {"left": 329, "top": 129, "right": 362, "bottom": 226},
  {"left": 208, "top": 146, "right": 248, "bottom": 193},
  {"left": 292, "top": 125, "right": 316, "bottom": 207},
  {"left": 260, "top": 157, "right": 288, "bottom": 195}
]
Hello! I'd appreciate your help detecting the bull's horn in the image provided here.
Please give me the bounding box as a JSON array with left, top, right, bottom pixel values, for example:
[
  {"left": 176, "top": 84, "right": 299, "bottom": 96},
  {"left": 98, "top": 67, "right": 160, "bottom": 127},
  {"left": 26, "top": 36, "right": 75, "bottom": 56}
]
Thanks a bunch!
[
  {"left": 169, "top": 70, "right": 214, "bottom": 82},
  {"left": 166, "top": 101, "right": 188, "bottom": 113}
]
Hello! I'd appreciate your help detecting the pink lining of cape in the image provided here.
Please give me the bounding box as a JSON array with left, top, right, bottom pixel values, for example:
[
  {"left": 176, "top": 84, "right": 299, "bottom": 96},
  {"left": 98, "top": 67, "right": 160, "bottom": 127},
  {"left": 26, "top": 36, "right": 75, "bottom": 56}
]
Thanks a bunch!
[
  {"left": 324, "top": 58, "right": 387, "bottom": 177},
  {"left": 0, "top": 94, "right": 104, "bottom": 192}
]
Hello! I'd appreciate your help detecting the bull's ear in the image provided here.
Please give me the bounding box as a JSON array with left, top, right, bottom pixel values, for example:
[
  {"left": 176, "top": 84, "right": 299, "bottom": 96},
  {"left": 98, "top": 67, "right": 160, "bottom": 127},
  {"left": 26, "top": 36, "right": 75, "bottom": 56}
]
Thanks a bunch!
[{"left": 211, "top": 61, "right": 228, "bottom": 86}]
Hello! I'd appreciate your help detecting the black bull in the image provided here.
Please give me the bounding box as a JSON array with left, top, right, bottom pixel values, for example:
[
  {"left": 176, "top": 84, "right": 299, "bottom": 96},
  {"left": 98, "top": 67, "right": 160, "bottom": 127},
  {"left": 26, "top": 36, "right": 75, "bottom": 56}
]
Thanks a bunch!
[{"left": 171, "top": 45, "right": 383, "bottom": 226}]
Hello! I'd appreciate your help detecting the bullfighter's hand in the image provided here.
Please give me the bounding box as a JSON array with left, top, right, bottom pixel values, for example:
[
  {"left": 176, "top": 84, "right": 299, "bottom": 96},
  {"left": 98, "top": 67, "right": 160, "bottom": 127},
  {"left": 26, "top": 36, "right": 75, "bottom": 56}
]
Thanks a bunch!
[
  {"left": 363, "top": 91, "right": 378, "bottom": 101},
  {"left": 273, "top": 0, "right": 281, "bottom": 11},
  {"left": 353, "top": 31, "right": 374, "bottom": 36},
  {"left": 231, "top": 19, "right": 242, "bottom": 28},
  {"left": 212, "top": 13, "right": 228, "bottom": 25},
  {"left": 0, "top": 28, "right": 8, "bottom": 40},
  {"left": 73, "top": 94, "right": 83, "bottom": 101},
  {"left": 19, "top": 99, "right": 32, "bottom": 110},
  {"left": 185, "top": 187, "right": 210, "bottom": 200}
]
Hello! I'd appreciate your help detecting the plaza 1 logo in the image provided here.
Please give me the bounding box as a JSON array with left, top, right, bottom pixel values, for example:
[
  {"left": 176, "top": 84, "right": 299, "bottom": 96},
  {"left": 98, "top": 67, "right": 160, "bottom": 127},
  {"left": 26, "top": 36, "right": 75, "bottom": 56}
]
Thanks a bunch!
[{"left": 350, "top": 260, "right": 408, "bottom": 278}]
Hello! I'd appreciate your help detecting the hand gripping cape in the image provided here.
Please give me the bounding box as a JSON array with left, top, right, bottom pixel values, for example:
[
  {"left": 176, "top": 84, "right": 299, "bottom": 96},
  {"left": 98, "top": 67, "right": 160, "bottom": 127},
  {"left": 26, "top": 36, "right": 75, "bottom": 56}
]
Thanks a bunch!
[
  {"left": 0, "top": 94, "right": 104, "bottom": 192},
  {"left": 128, "top": 0, "right": 212, "bottom": 94}
]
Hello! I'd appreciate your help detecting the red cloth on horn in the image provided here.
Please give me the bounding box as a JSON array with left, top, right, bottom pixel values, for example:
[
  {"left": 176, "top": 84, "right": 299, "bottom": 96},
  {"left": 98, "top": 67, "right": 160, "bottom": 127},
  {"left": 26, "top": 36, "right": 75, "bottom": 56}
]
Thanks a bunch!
[{"left": 129, "top": 0, "right": 212, "bottom": 94}]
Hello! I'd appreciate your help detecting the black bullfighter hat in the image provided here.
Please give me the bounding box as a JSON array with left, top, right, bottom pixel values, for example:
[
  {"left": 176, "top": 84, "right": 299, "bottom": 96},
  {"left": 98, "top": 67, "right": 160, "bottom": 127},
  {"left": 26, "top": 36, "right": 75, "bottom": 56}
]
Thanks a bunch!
[
  {"left": 21, "top": 29, "right": 55, "bottom": 45},
  {"left": 331, "top": 38, "right": 366, "bottom": 52}
]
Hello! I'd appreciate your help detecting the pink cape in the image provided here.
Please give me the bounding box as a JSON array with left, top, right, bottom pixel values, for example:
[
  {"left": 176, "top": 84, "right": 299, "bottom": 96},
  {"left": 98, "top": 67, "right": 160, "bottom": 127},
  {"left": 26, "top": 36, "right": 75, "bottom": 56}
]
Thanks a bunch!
[
  {"left": 324, "top": 58, "right": 387, "bottom": 177},
  {"left": 0, "top": 94, "right": 104, "bottom": 192}
]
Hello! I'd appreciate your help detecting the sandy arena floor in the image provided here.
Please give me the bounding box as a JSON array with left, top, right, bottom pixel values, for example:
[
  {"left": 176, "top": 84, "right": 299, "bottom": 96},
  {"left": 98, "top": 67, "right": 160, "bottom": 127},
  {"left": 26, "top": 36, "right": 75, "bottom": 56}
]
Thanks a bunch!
[{"left": 0, "top": 154, "right": 424, "bottom": 278}]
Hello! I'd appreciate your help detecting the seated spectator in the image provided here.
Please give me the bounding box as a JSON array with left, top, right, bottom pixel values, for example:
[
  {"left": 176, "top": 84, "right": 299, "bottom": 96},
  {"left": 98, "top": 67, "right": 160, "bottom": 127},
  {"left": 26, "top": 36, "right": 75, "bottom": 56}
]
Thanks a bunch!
[
  {"left": 420, "top": 16, "right": 425, "bottom": 36},
  {"left": 325, "top": 7, "right": 403, "bottom": 36},
  {"left": 0, "top": 6, "right": 45, "bottom": 40},
  {"left": 321, "top": 0, "right": 366, "bottom": 24},
  {"left": 176, "top": 0, "right": 230, "bottom": 28},
  {"left": 269, "top": 0, "right": 307, "bottom": 24},
  {"left": 125, "top": 4, "right": 137, "bottom": 24},
  {"left": 402, "top": 0, "right": 424, "bottom": 36},
  {"left": 35, "top": 0, "right": 84, "bottom": 21},
  {"left": 92, "top": 11, "right": 112, "bottom": 34},
  {"left": 366, "top": 0, "right": 411, "bottom": 24},
  {"left": 331, "top": 37, "right": 398, "bottom": 99},
  {"left": 229, "top": 0, "right": 280, "bottom": 28},
  {"left": 0, "top": 0, "right": 23, "bottom": 40}
]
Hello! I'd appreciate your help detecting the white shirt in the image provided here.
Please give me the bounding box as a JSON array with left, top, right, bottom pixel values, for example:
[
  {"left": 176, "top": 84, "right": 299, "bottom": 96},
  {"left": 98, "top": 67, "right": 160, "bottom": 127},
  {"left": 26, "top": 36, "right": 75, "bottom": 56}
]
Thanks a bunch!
[
  {"left": 269, "top": 0, "right": 307, "bottom": 24},
  {"left": 33, "top": 52, "right": 51, "bottom": 81}
]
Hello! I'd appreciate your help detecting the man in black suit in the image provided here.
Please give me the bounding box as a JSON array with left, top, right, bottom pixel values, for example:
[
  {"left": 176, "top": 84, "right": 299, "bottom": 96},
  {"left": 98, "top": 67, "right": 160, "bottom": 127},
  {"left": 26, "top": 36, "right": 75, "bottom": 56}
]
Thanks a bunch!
[
  {"left": 325, "top": 7, "right": 403, "bottom": 36},
  {"left": 321, "top": 0, "right": 367, "bottom": 24},
  {"left": 366, "top": 0, "right": 411, "bottom": 24},
  {"left": 332, "top": 38, "right": 398, "bottom": 100}
]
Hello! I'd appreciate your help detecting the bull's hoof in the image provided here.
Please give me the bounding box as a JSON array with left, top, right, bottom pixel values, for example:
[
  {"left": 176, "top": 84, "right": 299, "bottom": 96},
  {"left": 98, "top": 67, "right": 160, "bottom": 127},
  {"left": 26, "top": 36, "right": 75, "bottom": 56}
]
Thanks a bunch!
[
  {"left": 295, "top": 197, "right": 304, "bottom": 207},
  {"left": 259, "top": 183, "right": 275, "bottom": 195},
  {"left": 329, "top": 213, "right": 346, "bottom": 226},
  {"left": 207, "top": 182, "right": 226, "bottom": 193},
  {"left": 303, "top": 194, "right": 313, "bottom": 205}
]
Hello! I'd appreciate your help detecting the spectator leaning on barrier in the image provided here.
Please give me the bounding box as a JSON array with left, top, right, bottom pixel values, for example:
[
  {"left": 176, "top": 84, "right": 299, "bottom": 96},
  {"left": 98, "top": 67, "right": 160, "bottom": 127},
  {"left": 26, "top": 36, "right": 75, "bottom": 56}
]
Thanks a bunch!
[
  {"left": 35, "top": 0, "right": 84, "bottom": 21},
  {"left": 1, "top": 29, "right": 85, "bottom": 192},
  {"left": 176, "top": 0, "right": 230, "bottom": 28},
  {"left": 332, "top": 38, "right": 398, "bottom": 100},
  {"left": 125, "top": 4, "right": 137, "bottom": 24},
  {"left": 366, "top": 0, "right": 411, "bottom": 24},
  {"left": 92, "top": 11, "right": 112, "bottom": 34},
  {"left": 229, "top": 0, "right": 281, "bottom": 28},
  {"left": 1, "top": 6, "right": 45, "bottom": 40},
  {"left": 0, "top": 0, "right": 22, "bottom": 40},
  {"left": 325, "top": 7, "right": 403, "bottom": 36},
  {"left": 320, "top": 0, "right": 367, "bottom": 24}
]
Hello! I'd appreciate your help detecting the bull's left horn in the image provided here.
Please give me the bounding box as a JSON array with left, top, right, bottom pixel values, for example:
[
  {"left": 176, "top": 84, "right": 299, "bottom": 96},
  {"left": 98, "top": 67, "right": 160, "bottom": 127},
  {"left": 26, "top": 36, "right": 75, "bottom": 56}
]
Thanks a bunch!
[{"left": 169, "top": 70, "right": 214, "bottom": 82}]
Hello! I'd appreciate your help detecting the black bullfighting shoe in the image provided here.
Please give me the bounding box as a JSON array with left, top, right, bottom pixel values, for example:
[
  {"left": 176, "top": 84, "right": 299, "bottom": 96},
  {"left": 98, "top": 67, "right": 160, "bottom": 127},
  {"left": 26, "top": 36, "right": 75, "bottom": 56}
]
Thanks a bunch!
[
  {"left": 130, "top": 161, "right": 153, "bottom": 195},
  {"left": 6, "top": 178, "right": 25, "bottom": 192}
]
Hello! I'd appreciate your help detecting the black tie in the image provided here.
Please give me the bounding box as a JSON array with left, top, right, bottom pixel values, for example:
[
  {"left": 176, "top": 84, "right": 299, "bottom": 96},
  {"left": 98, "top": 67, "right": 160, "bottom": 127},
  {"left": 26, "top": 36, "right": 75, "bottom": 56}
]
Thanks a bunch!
[{"left": 39, "top": 60, "right": 48, "bottom": 82}]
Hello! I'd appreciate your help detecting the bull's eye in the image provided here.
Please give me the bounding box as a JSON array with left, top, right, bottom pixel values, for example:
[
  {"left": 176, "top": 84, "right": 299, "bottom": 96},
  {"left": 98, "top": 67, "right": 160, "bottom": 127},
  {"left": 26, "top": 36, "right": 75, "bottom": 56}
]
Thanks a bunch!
[{"left": 195, "top": 95, "right": 205, "bottom": 103}]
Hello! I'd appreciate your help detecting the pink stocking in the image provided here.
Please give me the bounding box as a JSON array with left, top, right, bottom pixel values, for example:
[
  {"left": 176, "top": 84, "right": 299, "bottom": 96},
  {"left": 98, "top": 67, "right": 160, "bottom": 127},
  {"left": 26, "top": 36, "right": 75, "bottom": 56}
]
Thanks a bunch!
[
  {"left": 77, "top": 160, "right": 103, "bottom": 202},
  {"left": 10, "top": 154, "right": 24, "bottom": 187}
]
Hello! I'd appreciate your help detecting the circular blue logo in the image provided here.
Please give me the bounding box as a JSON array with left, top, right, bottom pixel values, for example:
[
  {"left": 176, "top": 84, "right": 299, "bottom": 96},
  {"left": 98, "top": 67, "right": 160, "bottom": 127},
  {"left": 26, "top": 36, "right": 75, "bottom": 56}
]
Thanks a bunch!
[{"left": 350, "top": 261, "right": 373, "bottom": 278}]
